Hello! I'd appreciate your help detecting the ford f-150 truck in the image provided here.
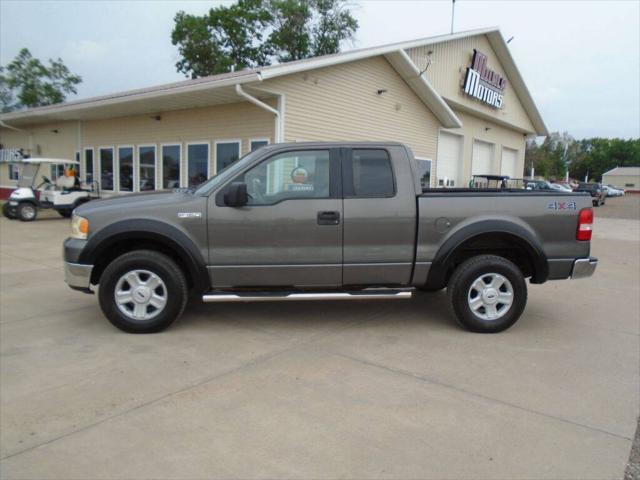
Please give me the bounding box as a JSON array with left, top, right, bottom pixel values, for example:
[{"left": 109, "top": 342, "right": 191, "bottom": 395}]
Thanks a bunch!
[{"left": 63, "top": 142, "right": 597, "bottom": 334}]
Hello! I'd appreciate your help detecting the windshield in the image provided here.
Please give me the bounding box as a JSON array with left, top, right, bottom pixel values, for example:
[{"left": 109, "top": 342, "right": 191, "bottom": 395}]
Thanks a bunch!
[
  {"left": 17, "top": 163, "right": 41, "bottom": 188},
  {"left": 194, "top": 149, "right": 264, "bottom": 195}
]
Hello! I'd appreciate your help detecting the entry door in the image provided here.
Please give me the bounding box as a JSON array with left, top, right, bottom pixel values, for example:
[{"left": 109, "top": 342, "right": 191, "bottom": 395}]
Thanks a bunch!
[
  {"left": 501, "top": 147, "right": 518, "bottom": 178},
  {"left": 342, "top": 147, "right": 416, "bottom": 286},
  {"left": 437, "top": 131, "right": 463, "bottom": 187},
  {"left": 472, "top": 140, "right": 496, "bottom": 176},
  {"left": 207, "top": 148, "right": 342, "bottom": 288}
]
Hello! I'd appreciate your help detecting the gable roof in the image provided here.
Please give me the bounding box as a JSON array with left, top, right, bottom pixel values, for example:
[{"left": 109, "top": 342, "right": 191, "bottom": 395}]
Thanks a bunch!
[
  {"left": 602, "top": 166, "right": 640, "bottom": 176},
  {"left": 0, "top": 27, "right": 545, "bottom": 134}
]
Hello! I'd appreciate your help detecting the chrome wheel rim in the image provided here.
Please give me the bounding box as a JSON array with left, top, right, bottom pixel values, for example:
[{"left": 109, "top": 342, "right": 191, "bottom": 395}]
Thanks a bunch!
[
  {"left": 21, "top": 205, "right": 35, "bottom": 219},
  {"left": 467, "top": 273, "right": 514, "bottom": 321},
  {"left": 114, "top": 269, "right": 167, "bottom": 321}
]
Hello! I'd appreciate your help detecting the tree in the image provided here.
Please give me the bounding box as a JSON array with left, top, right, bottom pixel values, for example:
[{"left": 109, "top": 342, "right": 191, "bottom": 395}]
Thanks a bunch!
[
  {"left": 171, "top": 0, "right": 358, "bottom": 78},
  {"left": 0, "top": 48, "right": 82, "bottom": 112},
  {"left": 527, "top": 132, "right": 640, "bottom": 182}
]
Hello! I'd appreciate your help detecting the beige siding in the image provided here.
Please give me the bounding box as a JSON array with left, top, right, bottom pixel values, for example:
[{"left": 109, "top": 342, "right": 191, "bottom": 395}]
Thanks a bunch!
[
  {"left": 438, "top": 109, "right": 527, "bottom": 185},
  {"left": 82, "top": 101, "right": 274, "bottom": 177},
  {"left": 602, "top": 175, "right": 639, "bottom": 190},
  {"left": 0, "top": 122, "right": 79, "bottom": 187},
  {"left": 263, "top": 56, "right": 441, "bottom": 166},
  {"left": 406, "top": 35, "right": 536, "bottom": 134}
]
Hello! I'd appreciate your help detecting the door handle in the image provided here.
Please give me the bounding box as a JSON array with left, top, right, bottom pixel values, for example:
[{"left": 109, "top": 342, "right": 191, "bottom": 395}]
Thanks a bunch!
[{"left": 317, "top": 211, "right": 340, "bottom": 225}]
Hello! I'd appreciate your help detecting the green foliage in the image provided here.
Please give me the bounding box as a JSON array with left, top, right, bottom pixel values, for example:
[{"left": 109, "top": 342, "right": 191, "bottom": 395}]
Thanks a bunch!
[
  {"left": 525, "top": 132, "right": 640, "bottom": 181},
  {"left": 0, "top": 48, "right": 82, "bottom": 112},
  {"left": 171, "top": 0, "right": 358, "bottom": 78}
]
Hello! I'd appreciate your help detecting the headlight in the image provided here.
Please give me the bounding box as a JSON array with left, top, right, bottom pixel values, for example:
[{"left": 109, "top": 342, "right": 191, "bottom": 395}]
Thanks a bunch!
[{"left": 70, "top": 214, "right": 89, "bottom": 239}]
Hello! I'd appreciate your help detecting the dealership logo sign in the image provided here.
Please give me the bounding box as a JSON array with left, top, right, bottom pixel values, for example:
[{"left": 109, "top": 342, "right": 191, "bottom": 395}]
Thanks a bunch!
[{"left": 463, "top": 49, "right": 507, "bottom": 109}]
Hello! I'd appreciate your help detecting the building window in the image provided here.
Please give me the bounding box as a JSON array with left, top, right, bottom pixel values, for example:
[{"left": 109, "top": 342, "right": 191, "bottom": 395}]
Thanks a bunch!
[
  {"left": 162, "top": 144, "right": 181, "bottom": 189},
  {"left": 216, "top": 141, "right": 240, "bottom": 172},
  {"left": 187, "top": 143, "right": 209, "bottom": 188},
  {"left": 51, "top": 163, "right": 65, "bottom": 180},
  {"left": 349, "top": 149, "right": 395, "bottom": 197},
  {"left": 233, "top": 149, "right": 330, "bottom": 206},
  {"left": 625, "top": 183, "right": 635, "bottom": 188},
  {"left": 99, "top": 147, "right": 115, "bottom": 191},
  {"left": 138, "top": 145, "right": 156, "bottom": 191},
  {"left": 84, "top": 148, "right": 94, "bottom": 184},
  {"left": 250, "top": 139, "right": 269, "bottom": 151},
  {"left": 118, "top": 146, "right": 134, "bottom": 192},
  {"left": 416, "top": 158, "right": 432, "bottom": 189},
  {"left": 75, "top": 151, "right": 81, "bottom": 178},
  {"left": 8, "top": 164, "right": 20, "bottom": 181}
]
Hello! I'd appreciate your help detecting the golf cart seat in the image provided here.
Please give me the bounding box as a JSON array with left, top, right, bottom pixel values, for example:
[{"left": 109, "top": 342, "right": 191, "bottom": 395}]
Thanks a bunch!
[{"left": 56, "top": 175, "right": 76, "bottom": 190}]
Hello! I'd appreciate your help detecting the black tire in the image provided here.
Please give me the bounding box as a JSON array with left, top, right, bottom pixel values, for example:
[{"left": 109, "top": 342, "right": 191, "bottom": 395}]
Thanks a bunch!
[
  {"left": 17, "top": 202, "right": 37, "bottom": 221},
  {"left": 447, "top": 255, "right": 527, "bottom": 333},
  {"left": 2, "top": 203, "right": 16, "bottom": 219},
  {"left": 98, "top": 250, "right": 188, "bottom": 333},
  {"left": 57, "top": 210, "right": 73, "bottom": 218}
]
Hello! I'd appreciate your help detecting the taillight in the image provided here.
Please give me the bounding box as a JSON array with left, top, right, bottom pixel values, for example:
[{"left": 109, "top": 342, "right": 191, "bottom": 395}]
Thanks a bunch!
[{"left": 577, "top": 208, "right": 593, "bottom": 241}]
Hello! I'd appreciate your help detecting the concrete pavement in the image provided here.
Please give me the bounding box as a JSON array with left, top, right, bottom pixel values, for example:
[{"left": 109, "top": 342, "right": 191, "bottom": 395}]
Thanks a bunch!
[{"left": 0, "top": 197, "right": 638, "bottom": 479}]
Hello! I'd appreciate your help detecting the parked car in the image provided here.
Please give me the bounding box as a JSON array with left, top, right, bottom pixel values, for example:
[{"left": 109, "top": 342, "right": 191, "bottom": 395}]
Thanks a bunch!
[
  {"left": 549, "top": 183, "right": 573, "bottom": 192},
  {"left": 604, "top": 185, "right": 625, "bottom": 197},
  {"left": 63, "top": 142, "right": 597, "bottom": 334},
  {"left": 575, "top": 182, "right": 607, "bottom": 206},
  {"left": 525, "top": 180, "right": 555, "bottom": 191}
]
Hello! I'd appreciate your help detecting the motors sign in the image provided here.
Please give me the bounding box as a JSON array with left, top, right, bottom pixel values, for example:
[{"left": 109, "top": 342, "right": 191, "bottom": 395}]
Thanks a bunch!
[{"left": 463, "top": 49, "right": 507, "bottom": 109}]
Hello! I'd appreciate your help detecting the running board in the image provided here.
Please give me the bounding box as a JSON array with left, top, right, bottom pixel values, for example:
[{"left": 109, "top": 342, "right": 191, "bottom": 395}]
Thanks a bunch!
[{"left": 202, "top": 289, "right": 413, "bottom": 303}]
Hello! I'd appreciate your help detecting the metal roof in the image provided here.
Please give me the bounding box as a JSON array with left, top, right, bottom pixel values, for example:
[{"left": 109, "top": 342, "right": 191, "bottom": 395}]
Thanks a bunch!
[
  {"left": 602, "top": 167, "right": 640, "bottom": 176},
  {"left": 0, "top": 26, "right": 546, "bottom": 134}
]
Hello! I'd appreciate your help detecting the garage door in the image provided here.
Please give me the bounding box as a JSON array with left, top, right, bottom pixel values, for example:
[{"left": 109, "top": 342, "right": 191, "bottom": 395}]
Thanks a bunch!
[
  {"left": 472, "top": 140, "right": 496, "bottom": 176},
  {"left": 501, "top": 147, "right": 518, "bottom": 178},
  {"left": 436, "top": 132, "right": 463, "bottom": 187}
]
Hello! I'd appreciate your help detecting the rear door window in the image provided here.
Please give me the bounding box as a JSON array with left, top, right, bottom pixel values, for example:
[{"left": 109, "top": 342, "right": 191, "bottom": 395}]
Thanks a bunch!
[{"left": 346, "top": 149, "right": 395, "bottom": 197}]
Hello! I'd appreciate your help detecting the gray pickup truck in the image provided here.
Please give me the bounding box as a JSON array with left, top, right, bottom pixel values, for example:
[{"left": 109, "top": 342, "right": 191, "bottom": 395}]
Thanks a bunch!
[{"left": 63, "top": 142, "right": 597, "bottom": 334}]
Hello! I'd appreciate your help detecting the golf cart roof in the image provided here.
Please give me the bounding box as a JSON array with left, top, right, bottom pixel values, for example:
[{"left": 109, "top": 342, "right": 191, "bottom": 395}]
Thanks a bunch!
[{"left": 21, "top": 158, "right": 79, "bottom": 165}]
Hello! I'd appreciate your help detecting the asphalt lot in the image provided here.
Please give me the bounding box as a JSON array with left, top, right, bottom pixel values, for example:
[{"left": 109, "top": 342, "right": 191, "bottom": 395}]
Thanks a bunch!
[{"left": 0, "top": 195, "right": 639, "bottom": 479}]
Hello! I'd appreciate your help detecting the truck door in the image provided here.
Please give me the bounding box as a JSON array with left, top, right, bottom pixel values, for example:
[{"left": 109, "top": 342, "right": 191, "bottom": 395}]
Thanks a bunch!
[
  {"left": 341, "top": 146, "right": 417, "bottom": 285},
  {"left": 207, "top": 148, "right": 343, "bottom": 288}
]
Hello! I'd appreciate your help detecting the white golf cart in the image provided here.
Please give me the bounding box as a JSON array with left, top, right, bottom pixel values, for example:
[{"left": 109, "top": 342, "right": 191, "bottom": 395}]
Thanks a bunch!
[{"left": 2, "top": 158, "right": 99, "bottom": 222}]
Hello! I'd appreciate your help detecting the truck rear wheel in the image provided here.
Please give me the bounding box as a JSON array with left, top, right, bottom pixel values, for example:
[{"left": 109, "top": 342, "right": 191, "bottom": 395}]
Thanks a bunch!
[
  {"left": 98, "top": 250, "right": 188, "bottom": 333},
  {"left": 447, "top": 255, "right": 527, "bottom": 333}
]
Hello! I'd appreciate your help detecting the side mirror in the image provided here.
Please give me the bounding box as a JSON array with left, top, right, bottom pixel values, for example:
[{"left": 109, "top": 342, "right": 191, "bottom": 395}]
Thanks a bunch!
[{"left": 223, "top": 182, "right": 249, "bottom": 207}]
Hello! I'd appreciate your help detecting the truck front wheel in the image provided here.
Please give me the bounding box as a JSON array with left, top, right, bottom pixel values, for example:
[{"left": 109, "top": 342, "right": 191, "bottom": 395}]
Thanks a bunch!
[
  {"left": 447, "top": 255, "right": 527, "bottom": 333},
  {"left": 98, "top": 250, "right": 188, "bottom": 333}
]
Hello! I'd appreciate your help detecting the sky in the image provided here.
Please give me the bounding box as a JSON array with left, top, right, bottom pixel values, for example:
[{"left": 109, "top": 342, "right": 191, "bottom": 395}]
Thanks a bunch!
[{"left": 1, "top": 0, "right": 639, "bottom": 139}]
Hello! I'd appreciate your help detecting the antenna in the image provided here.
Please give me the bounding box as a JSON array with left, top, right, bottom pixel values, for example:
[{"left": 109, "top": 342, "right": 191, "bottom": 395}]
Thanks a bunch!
[
  {"left": 450, "top": 0, "right": 456, "bottom": 34},
  {"left": 506, "top": 36, "right": 515, "bottom": 44}
]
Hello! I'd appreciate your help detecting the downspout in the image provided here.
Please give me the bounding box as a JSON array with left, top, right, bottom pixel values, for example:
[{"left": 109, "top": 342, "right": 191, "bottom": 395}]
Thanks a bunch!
[{"left": 235, "top": 84, "right": 283, "bottom": 143}]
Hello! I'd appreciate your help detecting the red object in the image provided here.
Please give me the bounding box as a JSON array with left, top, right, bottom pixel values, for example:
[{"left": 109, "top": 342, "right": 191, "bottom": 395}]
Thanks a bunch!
[
  {"left": 0, "top": 187, "right": 13, "bottom": 200},
  {"left": 576, "top": 208, "right": 593, "bottom": 241}
]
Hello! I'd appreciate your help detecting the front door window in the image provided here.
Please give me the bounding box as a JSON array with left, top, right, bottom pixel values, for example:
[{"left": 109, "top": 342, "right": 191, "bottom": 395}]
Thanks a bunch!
[{"left": 235, "top": 150, "right": 330, "bottom": 205}]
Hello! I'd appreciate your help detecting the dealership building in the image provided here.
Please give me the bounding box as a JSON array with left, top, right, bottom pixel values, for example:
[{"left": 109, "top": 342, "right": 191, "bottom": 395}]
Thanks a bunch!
[{"left": 0, "top": 27, "right": 547, "bottom": 197}]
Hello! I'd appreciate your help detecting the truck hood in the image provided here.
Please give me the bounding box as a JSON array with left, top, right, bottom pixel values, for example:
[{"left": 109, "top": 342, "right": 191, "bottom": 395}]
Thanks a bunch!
[{"left": 75, "top": 190, "right": 198, "bottom": 216}]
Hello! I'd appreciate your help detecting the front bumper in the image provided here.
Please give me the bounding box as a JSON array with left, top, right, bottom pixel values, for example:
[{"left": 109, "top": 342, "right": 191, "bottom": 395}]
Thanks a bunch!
[
  {"left": 64, "top": 261, "right": 94, "bottom": 290},
  {"left": 63, "top": 237, "right": 93, "bottom": 291},
  {"left": 571, "top": 257, "right": 598, "bottom": 279}
]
